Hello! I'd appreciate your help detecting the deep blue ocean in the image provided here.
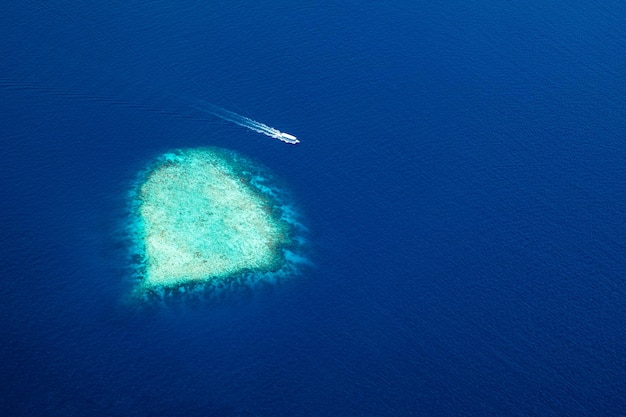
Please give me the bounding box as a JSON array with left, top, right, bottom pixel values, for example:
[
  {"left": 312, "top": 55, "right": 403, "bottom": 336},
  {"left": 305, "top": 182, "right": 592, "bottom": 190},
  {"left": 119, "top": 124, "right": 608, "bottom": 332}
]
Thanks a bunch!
[{"left": 1, "top": 1, "right": 625, "bottom": 416}]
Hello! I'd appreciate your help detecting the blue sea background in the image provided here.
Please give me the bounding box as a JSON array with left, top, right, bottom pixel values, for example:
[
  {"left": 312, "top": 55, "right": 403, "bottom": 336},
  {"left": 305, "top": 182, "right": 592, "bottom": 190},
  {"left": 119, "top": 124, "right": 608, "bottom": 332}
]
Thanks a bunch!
[{"left": 1, "top": 1, "right": 625, "bottom": 416}]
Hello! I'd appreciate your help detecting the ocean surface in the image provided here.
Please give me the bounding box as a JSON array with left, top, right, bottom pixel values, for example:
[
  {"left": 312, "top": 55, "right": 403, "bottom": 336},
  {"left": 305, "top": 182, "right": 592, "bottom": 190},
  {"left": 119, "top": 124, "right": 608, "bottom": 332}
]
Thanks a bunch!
[{"left": 1, "top": 1, "right": 625, "bottom": 416}]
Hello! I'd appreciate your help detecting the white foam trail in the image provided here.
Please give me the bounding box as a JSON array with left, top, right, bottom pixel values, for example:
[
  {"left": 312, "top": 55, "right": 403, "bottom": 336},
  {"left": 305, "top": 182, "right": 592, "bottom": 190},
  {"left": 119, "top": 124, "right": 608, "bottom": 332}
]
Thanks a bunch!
[
  {"left": 187, "top": 100, "right": 299, "bottom": 145},
  {"left": 0, "top": 79, "right": 300, "bottom": 145}
]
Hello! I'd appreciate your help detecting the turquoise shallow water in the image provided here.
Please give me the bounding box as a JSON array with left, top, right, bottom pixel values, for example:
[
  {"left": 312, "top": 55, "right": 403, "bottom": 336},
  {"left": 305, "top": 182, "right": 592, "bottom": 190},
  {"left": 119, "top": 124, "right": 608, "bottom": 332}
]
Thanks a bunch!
[
  {"left": 128, "top": 147, "right": 305, "bottom": 296},
  {"left": 1, "top": 0, "right": 625, "bottom": 415}
]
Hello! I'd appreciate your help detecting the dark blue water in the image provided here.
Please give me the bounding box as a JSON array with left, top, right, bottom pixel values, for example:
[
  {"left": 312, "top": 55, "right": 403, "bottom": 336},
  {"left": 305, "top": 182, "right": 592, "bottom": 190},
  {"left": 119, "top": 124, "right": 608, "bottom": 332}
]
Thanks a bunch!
[{"left": 1, "top": 1, "right": 625, "bottom": 415}]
